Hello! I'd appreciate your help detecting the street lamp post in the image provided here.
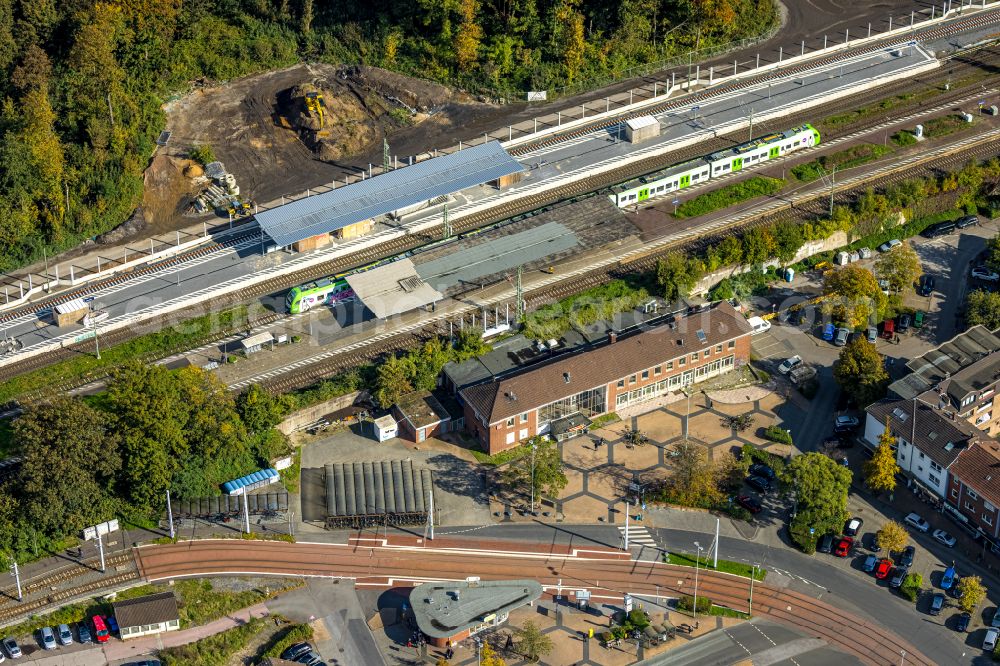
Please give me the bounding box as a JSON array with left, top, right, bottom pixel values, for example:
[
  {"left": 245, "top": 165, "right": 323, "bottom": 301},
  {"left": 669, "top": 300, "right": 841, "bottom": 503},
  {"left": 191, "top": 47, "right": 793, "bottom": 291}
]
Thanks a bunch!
[
  {"left": 529, "top": 440, "right": 538, "bottom": 515},
  {"left": 693, "top": 541, "right": 703, "bottom": 621},
  {"left": 748, "top": 563, "right": 758, "bottom": 616}
]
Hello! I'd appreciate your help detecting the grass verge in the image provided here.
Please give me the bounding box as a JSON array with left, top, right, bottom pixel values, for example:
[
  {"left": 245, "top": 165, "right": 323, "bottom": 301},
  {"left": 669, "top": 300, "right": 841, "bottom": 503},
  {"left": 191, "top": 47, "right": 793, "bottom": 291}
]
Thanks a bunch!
[
  {"left": 0, "top": 305, "right": 250, "bottom": 404},
  {"left": 791, "top": 143, "right": 891, "bottom": 183},
  {"left": 665, "top": 552, "right": 766, "bottom": 581},
  {"left": 589, "top": 412, "right": 621, "bottom": 429},
  {"left": 159, "top": 616, "right": 264, "bottom": 666},
  {"left": 115, "top": 578, "right": 301, "bottom": 626},
  {"left": 674, "top": 177, "right": 784, "bottom": 219},
  {"left": 470, "top": 441, "right": 533, "bottom": 466}
]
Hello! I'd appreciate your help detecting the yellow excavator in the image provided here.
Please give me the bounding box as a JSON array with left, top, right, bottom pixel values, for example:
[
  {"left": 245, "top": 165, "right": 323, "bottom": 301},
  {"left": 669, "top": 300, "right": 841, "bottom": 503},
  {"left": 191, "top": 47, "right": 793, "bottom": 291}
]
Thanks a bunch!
[{"left": 303, "top": 86, "right": 326, "bottom": 128}]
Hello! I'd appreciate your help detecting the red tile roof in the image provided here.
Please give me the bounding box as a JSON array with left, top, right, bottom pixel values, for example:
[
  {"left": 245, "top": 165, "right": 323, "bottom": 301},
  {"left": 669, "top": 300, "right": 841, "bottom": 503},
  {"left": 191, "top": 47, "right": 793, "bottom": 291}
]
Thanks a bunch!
[
  {"left": 460, "top": 301, "right": 751, "bottom": 424},
  {"left": 950, "top": 440, "right": 1000, "bottom": 508}
]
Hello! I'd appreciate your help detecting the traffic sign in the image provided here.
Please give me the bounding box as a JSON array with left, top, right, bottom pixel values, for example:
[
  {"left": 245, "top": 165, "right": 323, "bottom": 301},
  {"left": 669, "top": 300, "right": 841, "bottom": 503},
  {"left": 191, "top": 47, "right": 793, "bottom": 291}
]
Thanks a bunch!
[{"left": 672, "top": 198, "right": 680, "bottom": 205}]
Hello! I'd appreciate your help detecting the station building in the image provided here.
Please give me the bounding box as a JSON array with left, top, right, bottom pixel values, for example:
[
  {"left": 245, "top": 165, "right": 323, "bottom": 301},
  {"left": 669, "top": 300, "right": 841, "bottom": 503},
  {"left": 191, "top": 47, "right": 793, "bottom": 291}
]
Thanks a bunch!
[
  {"left": 253, "top": 141, "right": 524, "bottom": 252},
  {"left": 409, "top": 579, "right": 543, "bottom": 647},
  {"left": 458, "top": 301, "right": 752, "bottom": 454}
]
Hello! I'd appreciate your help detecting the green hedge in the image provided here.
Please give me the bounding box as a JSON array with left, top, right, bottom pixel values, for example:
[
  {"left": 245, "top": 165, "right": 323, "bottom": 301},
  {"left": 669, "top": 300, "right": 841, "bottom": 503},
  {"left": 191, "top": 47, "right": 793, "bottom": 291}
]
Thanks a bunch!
[
  {"left": 676, "top": 595, "right": 712, "bottom": 614},
  {"left": 763, "top": 425, "right": 793, "bottom": 445},
  {"left": 262, "top": 622, "right": 314, "bottom": 658},
  {"left": 675, "top": 177, "right": 785, "bottom": 219}
]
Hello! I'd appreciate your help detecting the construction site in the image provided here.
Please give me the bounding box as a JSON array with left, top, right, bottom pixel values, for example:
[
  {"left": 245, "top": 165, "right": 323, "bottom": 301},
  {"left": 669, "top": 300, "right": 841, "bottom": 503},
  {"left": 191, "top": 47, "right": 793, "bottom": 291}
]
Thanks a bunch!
[{"left": 140, "top": 63, "right": 513, "bottom": 241}]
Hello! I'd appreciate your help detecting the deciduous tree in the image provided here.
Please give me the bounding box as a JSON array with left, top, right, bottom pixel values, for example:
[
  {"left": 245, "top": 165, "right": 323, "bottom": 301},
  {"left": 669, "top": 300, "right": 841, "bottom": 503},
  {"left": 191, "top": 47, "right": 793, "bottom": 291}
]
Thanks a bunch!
[
  {"left": 502, "top": 436, "right": 567, "bottom": 503},
  {"left": 966, "top": 289, "right": 1000, "bottom": 329},
  {"left": 833, "top": 338, "right": 889, "bottom": 407},
  {"left": 874, "top": 241, "right": 921, "bottom": 292},
  {"left": 864, "top": 422, "right": 899, "bottom": 493},
  {"left": 664, "top": 441, "right": 722, "bottom": 507},
  {"left": 657, "top": 254, "right": 703, "bottom": 301},
  {"left": 781, "top": 453, "right": 852, "bottom": 553},
  {"left": 516, "top": 620, "right": 553, "bottom": 662},
  {"left": 237, "top": 384, "right": 287, "bottom": 434},
  {"left": 480, "top": 642, "right": 507, "bottom": 666},
  {"left": 823, "top": 265, "right": 886, "bottom": 328},
  {"left": 957, "top": 575, "right": 987, "bottom": 613},
  {"left": 876, "top": 520, "right": 909, "bottom": 554},
  {"left": 374, "top": 355, "right": 416, "bottom": 409}
]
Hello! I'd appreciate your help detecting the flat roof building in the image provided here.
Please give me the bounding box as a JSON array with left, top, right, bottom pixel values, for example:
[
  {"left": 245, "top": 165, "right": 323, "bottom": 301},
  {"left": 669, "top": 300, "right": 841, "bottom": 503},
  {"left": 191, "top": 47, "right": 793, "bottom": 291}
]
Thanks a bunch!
[
  {"left": 392, "top": 390, "right": 451, "bottom": 443},
  {"left": 254, "top": 141, "right": 524, "bottom": 249},
  {"left": 459, "top": 301, "right": 752, "bottom": 454},
  {"left": 410, "top": 579, "right": 543, "bottom": 647}
]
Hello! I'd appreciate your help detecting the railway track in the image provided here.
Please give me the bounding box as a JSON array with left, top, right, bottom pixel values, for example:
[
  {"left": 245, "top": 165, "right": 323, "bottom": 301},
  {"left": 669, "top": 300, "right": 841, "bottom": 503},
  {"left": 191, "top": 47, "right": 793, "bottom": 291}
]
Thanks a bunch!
[
  {"left": 253, "top": 127, "right": 1000, "bottom": 394},
  {"left": 2, "top": 41, "right": 999, "bottom": 392},
  {"left": 0, "top": 552, "right": 138, "bottom": 626}
]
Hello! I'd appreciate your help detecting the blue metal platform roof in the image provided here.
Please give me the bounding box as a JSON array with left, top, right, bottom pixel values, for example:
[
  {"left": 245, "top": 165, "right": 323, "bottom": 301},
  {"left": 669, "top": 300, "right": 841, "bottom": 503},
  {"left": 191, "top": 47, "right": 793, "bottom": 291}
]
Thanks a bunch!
[{"left": 254, "top": 141, "right": 524, "bottom": 247}]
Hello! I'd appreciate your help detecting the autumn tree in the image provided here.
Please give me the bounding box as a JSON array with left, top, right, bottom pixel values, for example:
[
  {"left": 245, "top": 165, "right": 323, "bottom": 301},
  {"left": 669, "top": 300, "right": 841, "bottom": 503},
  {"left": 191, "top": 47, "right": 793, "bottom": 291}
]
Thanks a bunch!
[
  {"left": 957, "top": 575, "right": 987, "bottom": 613},
  {"left": 874, "top": 241, "right": 921, "bottom": 292},
  {"left": 876, "top": 520, "right": 909, "bottom": 555},
  {"left": 834, "top": 338, "right": 889, "bottom": 407},
  {"left": 374, "top": 355, "right": 416, "bottom": 409},
  {"left": 480, "top": 642, "right": 507, "bottom": 666},
  {"left": 966, "top": 290, "right": 1000, "bottom": 329},
  {"left": 823, "top": 265, "right": 886, "bottom": 328},
  {"left": 454, "top": 0, "right": 483, "bottom": 72},
  {"left": 664, "top": 441, "right": 722, "bottom": 507},
  {"left": 864, "top": 422, "right": 899, "bottom": 493},
  {"left": 657, "top": 254, "right": 703, "bottom": 301},
  {"left": 502, "top": 436, "right": 567, "bottom": 504},
  {"left": 781, "top": 453, "right": 852, "bottom": 553},
  {"left": 516, "top": 620, "right": 554, "bottom": 662}
]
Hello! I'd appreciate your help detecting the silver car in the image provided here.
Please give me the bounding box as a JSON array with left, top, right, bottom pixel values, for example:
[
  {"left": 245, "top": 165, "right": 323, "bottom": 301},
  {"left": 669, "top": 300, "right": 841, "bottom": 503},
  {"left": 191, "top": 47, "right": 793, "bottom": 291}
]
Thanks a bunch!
[
  {"left": 39, "top": 626, "right": 56, "bottom": 650},
  {"left": 834, "top": 327, "right": 850, "bottom": 346},
  {"left": 57, "top": 624, "right": 72, "bottom": 646}
]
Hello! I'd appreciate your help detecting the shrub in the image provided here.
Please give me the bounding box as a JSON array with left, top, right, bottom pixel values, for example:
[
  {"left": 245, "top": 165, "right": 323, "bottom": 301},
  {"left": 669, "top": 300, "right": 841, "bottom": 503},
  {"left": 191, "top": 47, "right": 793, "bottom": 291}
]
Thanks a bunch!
[
  {"left": 891, "top": 131, "right": 917, "bottom": 147},
  {"left": 763, "top": 425, "right": 793, "bottom": 445},
  {"left": 676, "top": 594, "right": 712, "bottom": 614},
  {"left": 900, "top": 572, "right": 922, "bottom": 602},
  {"left": 263, "top": 622, "right": 314, "bottom": 658},
  {"left": 188, "top": 144, "right": 216, "bottom": 165},
  {"left": 675, "top": 177, "right": 784, "bottom": 219}
]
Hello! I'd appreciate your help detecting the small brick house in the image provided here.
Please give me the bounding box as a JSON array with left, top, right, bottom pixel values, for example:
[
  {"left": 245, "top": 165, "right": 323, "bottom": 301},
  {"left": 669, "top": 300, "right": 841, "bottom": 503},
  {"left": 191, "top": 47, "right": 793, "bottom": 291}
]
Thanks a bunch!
[
  {"left": 393, "top": 390, "right": 452, "bottom": 443},
  {"left": 947, "top": 440, "right": 1000, "bottom": 541},
  {"left": 458, "top": 301, "right": 752, "bottom": 454}
]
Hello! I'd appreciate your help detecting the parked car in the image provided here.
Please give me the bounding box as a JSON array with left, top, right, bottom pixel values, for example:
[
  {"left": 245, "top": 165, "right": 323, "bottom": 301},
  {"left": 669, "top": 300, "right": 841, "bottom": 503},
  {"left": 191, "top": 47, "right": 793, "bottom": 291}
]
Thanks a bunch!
[
  {"left": 789, "top": 365, "right": 817, "bottom": 385},
  {"left": 778, "top": 355, "right": 802, "bottom": 375},
  {"left": 933, "top": 529, "right": 957, "bottom": 548},
  {"left": 914, "top": 310, "right": 924, "bottom": 328},
  {"left": 822, "top": 323, "right": 835, "bottom": 341},
  {"left": 834, "top": 536, "right": 854, "bottom": 557},
  {"left": 746, "top": 475, "right": 771, "bottom": 493},
  {"left": 834, "top": 327, "right": 851, "bottom": 346},
  {"left": 737, "top": 495, "right": 762, "bottom": 514},
  {"left": 78, "top": 623, "right": 92, "bottom": 644},
  {"left": 898, "top": 546, "right": 915, "bottom": 568},
  {"left": 874, "top": 558, "right": 893, "bottom": 579},
  {"left": 1, "top": 637, "right": 20, "bottom": 658},
  {"left": 973, "top": 266, "right": 1000, "bottom": 282},
  {"left": 57, "top": 624, "right": 72, "bottom": 646},
  {"left": 817, "top": 533, "right": 835, "bottom": 554},
  {"left": 39, "top": 627, "right": 56, "bottom": 650},
  {"left": 922, "top": 221, "right": 956, "bottom": 238},
  {"left": 282, "top": 643, "right": 314, "bottom": 661},
  {"left": 878, "top": 239, "right": 902, "bottom": 252},
  {"left": 904, "top": 512, "right": 931, "bottom": 532},
  {"left": 834, "top": 415, "right": 860, "bottom": 434},
  {"left": 941, "top": 565, "right": 957, "bottom": 590},
  {"left": 92, "top": 615, "right": 110, "bottom": 643},
  {"left": 822, "top": 435, "right": 852, "bottom": 449},
  {"left": 890, "top": 567, "right": 908, "bottom": 588},
  {"left": 866, "top": 326, "right": 878, "bottom": 343},
  {"left": 955, "top": 612, "right": 971, "bottom": 632},
  {"left": 897, "top": 313, "right": 911, "bottom": 332},
  {"left": 930, "top": 592, "right": 946, "bottom": 615},
  {"left": 957, "top": 214, "right": 979, "bottom": 229},
  {"left": 106, "top": 616, "right": 119, "bottom": 635},
  {"left": 844, "top": 517, "right": 863, "bottom": 537},
  {"left": 747, "top": 316, "right": 771, "bottom": 335},
  {"left": 882, "top": 317, "right": 895, "bottom": 340},
  {"left": 863, "top": 554, "right": 878, "bottom": 573},
  {"left": 985, "top": 627, "right": 999, "bottom": 651},
  {"left": 749, "top": 463, "right": 776, "bottom": 480},
  {"left": 918, "top": 275, "right": 936, "bottom": 296}
]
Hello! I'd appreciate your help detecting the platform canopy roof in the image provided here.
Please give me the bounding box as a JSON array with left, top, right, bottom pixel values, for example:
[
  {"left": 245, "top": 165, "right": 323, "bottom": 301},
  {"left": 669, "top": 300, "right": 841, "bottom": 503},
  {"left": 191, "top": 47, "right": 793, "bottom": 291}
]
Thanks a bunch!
[
  {"left": 345, "top": 258, "right": 443, "bottom": 319},
  {"left": 254, "top": 141, "right": 524, "bottom": 248}
]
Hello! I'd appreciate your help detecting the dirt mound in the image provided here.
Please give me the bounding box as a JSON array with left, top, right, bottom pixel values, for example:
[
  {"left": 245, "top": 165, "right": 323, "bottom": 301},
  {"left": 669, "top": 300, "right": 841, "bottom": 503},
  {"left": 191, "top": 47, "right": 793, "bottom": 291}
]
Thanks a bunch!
[{"left": 275, "top": 65, "right": 465, "bottom": 163}]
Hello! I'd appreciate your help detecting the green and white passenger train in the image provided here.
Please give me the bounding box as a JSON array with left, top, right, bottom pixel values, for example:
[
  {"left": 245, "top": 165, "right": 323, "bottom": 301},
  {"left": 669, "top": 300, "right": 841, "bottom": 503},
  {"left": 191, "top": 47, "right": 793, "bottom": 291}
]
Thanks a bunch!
[
  {"left": 285, "top": 276, "right": 353, "bottom": 314},
  {"left": 610, "top": 124, "right": 821, "bottom": 207}
]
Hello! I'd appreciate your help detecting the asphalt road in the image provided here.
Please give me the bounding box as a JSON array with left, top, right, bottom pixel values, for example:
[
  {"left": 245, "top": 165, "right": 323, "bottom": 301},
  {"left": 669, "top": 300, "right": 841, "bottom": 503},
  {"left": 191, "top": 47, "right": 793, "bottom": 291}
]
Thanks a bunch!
[{"left": 422, "top": 521, "right": 977, "bottom": 664}]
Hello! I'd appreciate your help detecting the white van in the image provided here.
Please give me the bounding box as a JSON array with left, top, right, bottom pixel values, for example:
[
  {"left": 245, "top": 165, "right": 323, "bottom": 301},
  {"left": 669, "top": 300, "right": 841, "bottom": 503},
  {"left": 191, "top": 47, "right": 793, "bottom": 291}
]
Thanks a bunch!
[{"left": 746, "top": 316, "right": 771, "bottom": 335}]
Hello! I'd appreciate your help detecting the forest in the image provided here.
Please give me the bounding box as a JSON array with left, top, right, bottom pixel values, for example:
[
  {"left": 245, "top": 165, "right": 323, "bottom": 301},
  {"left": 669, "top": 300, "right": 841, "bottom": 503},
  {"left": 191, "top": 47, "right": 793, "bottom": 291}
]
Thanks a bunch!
[{"left": 0, "top": 0, "right": 775, "bottom": 273}]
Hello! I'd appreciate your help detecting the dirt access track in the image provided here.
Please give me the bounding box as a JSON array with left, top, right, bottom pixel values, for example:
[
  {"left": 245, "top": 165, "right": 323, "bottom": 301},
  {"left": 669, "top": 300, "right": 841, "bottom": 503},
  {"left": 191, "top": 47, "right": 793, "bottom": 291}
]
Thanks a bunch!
[{"left": 143, "top": 63, "right": 514, "bottom": 238}]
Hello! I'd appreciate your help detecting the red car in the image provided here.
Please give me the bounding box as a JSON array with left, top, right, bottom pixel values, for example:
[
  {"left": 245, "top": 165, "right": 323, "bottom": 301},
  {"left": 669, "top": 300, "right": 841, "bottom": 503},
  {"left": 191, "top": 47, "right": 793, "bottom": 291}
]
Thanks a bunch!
[
  {"left": 737, "top": 495, "right": 762, "bottom": 514},
  {"left": 834, "top": 536, "right": 853, "bottom": 557},
  {"left": 874, "top": 558, "right": 893, "bottom": 579}
]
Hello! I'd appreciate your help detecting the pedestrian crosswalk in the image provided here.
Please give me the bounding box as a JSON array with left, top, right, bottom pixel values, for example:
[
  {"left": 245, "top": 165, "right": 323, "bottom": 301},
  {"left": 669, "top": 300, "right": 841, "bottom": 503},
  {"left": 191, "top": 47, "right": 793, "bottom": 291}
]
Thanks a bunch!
[{"left": 619, "top": 525, "right": 658, "bottom": 548}]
